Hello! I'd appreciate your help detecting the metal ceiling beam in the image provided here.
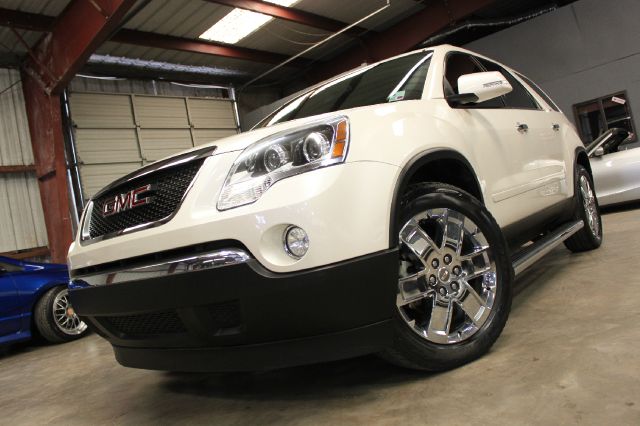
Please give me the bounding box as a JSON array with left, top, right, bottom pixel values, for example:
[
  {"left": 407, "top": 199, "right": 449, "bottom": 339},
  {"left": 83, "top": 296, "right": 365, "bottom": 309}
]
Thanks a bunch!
[
  {"left": 22, "top": 0, "right": 138, "bottom": 94},
  {"left": 0, "top": 8, "right": 306, "bottom": 66},
  {"left": 0, "top": 7, "right": 53, "bottom": 31},
  {"left": 204, "top": 0, "right": 370, "bottom": 34},
  {"left": 112, "top": 29, "right": 306, "bottom": 65},
  {"left": 306, "top": 0, "right": 498, "bottom": 83}
]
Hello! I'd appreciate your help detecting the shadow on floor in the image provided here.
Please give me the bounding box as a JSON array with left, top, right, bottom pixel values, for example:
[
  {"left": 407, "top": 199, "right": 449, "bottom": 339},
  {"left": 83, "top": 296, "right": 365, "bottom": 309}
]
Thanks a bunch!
[
  {"left": 600, "top": 200, "right": 640, "bottom": 214},
  {"left": 158, "top": 254, "right": 565, "bottom": 400},
  {"left": 0, "top": 330, "right": 96, "bottom": 361},
  {"left": 0, "top": 246, "right": 568, "bottom": 403},
  {"left": 0, "top": 337, "right": 49, "bottom": 360},
  {"left": 160, "top": 354, "right": 431, "bottom": 401}
]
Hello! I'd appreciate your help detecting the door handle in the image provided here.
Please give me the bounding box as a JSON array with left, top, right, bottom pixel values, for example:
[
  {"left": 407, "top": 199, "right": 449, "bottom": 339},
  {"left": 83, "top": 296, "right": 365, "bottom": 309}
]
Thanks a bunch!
[
  {"left": 552, "top": 123, "right": 560, "bottom": 131},
  {"left": 516, "top": 123, "right": 529, "bottom": 133}
]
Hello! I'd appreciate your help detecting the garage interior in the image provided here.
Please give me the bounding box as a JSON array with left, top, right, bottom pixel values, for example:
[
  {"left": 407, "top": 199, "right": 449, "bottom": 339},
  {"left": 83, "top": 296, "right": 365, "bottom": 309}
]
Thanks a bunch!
[{"left": 1, "top": 0, "right": 638, "bottom": 424}]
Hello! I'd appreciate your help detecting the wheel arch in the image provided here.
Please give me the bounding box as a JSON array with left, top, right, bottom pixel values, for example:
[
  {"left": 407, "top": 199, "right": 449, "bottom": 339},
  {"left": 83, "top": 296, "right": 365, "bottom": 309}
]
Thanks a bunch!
[
  {"left": 389, "top": 149, "right": 484, "bottom": 246},
  {"left": 30, "top": 279, "right": 66, "bottom": 309},
  {"left": 575, "top": 147, "right": 592, "bottom": 178}
]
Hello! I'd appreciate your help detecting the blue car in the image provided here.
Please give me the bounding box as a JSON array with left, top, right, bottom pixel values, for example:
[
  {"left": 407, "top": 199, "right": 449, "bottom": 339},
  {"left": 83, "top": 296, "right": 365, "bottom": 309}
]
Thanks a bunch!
[{"left": 0, "top": 255, "right": 87, "bottom": 345}]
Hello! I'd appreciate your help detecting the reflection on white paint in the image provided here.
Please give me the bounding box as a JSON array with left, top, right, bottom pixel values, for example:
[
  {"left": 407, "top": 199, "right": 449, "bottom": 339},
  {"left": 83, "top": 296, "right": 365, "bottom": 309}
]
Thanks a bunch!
[
  {"left": 392, "top": 120, "right": 405, "bottom": 137},
  {"left": 539, "top": 182, "right": 560, "bottom": 197},
  {"left": 375, "top": 105, "right": 396, "bottom": 116}
]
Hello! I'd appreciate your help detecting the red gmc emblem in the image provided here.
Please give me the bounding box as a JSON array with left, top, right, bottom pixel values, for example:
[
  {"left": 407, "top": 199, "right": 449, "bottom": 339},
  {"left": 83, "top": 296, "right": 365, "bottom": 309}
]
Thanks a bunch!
[{"left": 102, "top": 184, "right": 153, "bottom": 217}]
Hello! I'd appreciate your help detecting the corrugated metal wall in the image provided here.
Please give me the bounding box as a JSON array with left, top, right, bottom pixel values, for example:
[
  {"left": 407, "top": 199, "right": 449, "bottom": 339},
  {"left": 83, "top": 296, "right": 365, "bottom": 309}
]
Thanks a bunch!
[
  {"left": 0, "top": 68, "right": 48, "bottom": 252},
  {"left": 68, "top": 77, "right": 238, "bottom": 199}
]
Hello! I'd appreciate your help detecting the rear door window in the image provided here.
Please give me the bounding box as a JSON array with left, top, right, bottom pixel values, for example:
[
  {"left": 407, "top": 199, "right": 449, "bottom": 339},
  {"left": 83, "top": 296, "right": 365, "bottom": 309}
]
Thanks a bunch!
[
  {"left": 0, "top": 262, "right": 22, "bottom": 273},
  {"left": 516, "top": 72, "right": 560, "bottom": 112}
]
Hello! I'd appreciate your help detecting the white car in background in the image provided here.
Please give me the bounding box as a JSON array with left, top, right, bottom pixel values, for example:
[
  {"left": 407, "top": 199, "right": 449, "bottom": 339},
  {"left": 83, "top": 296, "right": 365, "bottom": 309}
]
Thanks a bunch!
[
  {"left": 67, "top": 45, "right": 602, "bottom": 373},
  {"left": 588, "top": 128, "right": 640, "bottom": 206}
]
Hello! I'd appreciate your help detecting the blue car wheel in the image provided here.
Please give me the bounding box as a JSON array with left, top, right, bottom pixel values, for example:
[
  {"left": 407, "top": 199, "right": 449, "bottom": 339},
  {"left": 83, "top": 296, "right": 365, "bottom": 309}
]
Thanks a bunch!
[{"left": 34, "top": 286, "right": 88, "bottom": 343}]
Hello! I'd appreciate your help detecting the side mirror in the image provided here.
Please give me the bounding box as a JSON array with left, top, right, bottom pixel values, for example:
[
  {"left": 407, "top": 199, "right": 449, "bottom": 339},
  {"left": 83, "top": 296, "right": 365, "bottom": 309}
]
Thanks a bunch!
[
  {"left": 593, "top": 147, "right": 605, "bottom": 158},
  {"left": 447, "top": 71, "right": 513, "bottom": 105}
]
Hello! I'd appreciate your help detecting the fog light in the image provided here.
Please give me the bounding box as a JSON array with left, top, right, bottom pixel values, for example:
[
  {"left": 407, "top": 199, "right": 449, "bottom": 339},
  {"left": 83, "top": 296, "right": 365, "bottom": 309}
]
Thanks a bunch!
[{"left": 283, "top": 226, "right": 309, "bottom": 259}]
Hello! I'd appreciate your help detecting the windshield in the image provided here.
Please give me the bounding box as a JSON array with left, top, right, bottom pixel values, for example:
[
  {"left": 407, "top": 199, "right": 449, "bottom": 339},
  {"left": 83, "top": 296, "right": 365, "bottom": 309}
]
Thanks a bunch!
[{"left": 255, "top": 51, "right": 433, "bottom": 128}]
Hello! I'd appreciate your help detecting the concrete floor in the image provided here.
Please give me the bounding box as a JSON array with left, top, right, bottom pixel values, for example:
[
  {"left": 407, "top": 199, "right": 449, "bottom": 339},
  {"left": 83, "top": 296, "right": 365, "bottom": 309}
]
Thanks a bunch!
[{"left": 2, "top": 208, "right": 640, "bottom": 425}]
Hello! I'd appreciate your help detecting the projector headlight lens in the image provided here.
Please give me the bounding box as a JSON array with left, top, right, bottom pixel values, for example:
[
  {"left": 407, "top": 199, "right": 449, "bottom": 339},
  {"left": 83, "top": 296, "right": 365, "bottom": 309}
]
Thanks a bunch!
[
  {"left": 217, "top": 116, "right": 349, "bottom": 211},
  {"left": 302, "top": 132, "right": 330, "bottom": 162},
  {"left": 264, "top": 144, "right": 290, "bottom": 172}
]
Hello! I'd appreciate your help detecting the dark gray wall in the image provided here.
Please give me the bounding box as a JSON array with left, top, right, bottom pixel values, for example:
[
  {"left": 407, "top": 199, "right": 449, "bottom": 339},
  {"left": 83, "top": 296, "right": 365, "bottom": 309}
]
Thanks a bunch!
[{"left": 465, "top": 0, "right": 640, "bottom": 131}]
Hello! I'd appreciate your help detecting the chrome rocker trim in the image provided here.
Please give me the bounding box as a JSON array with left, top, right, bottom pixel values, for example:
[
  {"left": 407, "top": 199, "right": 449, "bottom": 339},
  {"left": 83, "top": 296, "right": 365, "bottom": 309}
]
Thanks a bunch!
[
  {"left": 512, "top": 220, "right": 584, "bottom": 276},
  {"left": 73, "top": 249, "right": 251, "bottom": 287}
]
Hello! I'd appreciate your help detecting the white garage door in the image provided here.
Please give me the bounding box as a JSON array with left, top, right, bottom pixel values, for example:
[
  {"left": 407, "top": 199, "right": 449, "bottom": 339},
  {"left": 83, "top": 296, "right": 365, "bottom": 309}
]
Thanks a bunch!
[{"left": 69, "top": 92, "right": 238, "bottom": 199}]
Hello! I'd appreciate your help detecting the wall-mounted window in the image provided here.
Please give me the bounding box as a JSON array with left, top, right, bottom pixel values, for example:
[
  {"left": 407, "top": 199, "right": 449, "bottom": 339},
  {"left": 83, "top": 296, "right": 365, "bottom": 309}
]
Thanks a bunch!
[{"left": 574, "top": 92, "right": 636, "bottom": 145}]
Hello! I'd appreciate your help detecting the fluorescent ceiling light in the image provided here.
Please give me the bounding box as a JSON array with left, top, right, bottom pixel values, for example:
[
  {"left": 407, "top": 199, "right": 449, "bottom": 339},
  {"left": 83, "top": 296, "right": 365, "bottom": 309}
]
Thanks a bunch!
[{"left": 200, "top": 0, "right": 300, "bottom": 44}]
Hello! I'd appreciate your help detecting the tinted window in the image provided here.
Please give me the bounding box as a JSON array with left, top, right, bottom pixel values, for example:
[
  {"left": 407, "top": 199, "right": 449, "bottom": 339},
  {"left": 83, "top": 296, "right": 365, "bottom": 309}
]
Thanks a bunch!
[
  {"left": 0, "top": 261, "right": 22, "bottom": 273},
  {"left": 476, "top": 58, "right": 539, "bottom": 110},
  {"left": 443, "top": 53, "right": 504, "bottom": 109},
  {"left": 516, "top": 72, "right": 560, "bottom": 112},
  {"left": 256, "top": 51, "right": 432, "bottom": 128}
]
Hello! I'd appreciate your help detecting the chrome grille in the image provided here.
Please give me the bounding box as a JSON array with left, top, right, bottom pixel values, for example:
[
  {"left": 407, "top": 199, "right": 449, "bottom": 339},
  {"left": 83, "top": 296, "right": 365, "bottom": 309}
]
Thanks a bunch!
[{"left": 87, "top": 159, "right": 204, "bottom": 239}]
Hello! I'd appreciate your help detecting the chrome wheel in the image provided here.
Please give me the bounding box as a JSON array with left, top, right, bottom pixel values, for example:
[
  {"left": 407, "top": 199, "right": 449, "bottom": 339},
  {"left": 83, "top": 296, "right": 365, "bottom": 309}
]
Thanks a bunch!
[
  {"left": 397, "top": 208, "right": 497, "bottom": 344},
  {"left": 580, "top": 175, "right": 600, "bottom": 238},
  {"left": 53, "top": 289, "right": 87, "bottom": 336}
]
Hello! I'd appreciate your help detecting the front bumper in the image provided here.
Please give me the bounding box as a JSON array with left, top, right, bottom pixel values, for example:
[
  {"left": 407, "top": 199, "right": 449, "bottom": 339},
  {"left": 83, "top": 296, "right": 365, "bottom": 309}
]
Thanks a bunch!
[
  {"left": 68, "top": 156, "right": 399, "bottom": 274},
  {"left": 70, "top": 247, "right": 397, "bottom": 372}
]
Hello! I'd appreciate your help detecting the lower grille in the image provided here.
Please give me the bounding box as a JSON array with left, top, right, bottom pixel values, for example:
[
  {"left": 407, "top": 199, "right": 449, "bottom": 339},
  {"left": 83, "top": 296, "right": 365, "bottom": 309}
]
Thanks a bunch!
[
  {"left": 101, "top": 311, "right": 186, "bottom": 337},
  {"left": 207, "top": 301, "right": 241, "bottom": 330}
]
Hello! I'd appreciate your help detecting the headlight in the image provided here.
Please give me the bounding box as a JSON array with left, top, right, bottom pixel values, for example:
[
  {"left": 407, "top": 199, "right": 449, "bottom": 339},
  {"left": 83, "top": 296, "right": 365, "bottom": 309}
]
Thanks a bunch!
[{"left": 217, "top": 116, "right": 349, "bottom": 210}]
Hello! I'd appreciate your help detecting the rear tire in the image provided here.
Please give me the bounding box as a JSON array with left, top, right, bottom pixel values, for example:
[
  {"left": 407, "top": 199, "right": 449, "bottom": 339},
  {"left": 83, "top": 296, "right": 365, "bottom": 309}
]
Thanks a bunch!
[
  {"left": 34, "top": 286, "right": 88, "bottom": 343},
  {"left": 564, "top": 165, "right": 602, "bottom": 253},
  {"left": 381, "top": 183, "right": 513, "bottom": 371}
]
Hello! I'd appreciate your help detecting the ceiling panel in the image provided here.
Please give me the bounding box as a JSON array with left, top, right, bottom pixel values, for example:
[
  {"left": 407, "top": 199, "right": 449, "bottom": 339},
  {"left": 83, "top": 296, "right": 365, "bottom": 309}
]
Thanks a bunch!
[
  {"left": 293, "top": 0, "right": 425, "bottom": 30},
  {"left": 0, "top": 0, "right": 573, "bottom": 85},
  {"left": 0, "top": 0, "right": 69, "bottom": 15},
  {"left": 0, "top": 28, "right": 41, "bottom": 54}
]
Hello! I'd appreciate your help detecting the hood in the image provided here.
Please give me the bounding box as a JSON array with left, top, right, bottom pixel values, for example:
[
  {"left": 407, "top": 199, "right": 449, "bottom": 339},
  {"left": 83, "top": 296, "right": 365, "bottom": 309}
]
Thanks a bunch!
[
  {"left": 0, "top": 255, "right": 66, "bottom": 272},
  {"left": 22, "top": 260, "right": 68, "bottom": 272},
  {"left": 192, "top": 111, "right": 350, "bottom": 156}
]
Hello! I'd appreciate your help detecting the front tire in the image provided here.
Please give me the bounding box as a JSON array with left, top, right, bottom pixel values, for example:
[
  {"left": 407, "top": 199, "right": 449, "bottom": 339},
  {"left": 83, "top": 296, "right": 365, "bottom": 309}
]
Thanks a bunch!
[
  {"left": 381, "top": 183, "right": 513, "bottom": 371},
  {"left": 34, "top": 286, "right": 88, "bottom": 343},
  {"left": 564, "top": 165, "right": 602, "bottom": 252}
]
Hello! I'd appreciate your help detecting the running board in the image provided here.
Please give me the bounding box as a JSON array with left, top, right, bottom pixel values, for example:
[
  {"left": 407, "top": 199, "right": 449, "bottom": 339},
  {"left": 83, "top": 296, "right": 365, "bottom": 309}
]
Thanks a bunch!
[{"left": 512, "top": 220, "right": 584, "bottom": 276}]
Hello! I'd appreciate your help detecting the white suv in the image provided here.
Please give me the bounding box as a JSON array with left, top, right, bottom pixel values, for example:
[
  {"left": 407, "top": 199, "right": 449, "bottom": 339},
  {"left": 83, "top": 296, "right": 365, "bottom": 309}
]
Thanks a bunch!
[{"left": 68, "top": 45, "right": 601, "bottom": 372}]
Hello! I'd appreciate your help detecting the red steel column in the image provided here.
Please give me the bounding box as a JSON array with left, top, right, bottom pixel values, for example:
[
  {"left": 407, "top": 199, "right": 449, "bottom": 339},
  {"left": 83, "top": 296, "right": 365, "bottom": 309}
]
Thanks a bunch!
[
  {"left": 21, "top": 74, "right": 71, "bottom": 263},
  {"left": 20, "top": 0, "right": 137, "bottom": 262}
]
